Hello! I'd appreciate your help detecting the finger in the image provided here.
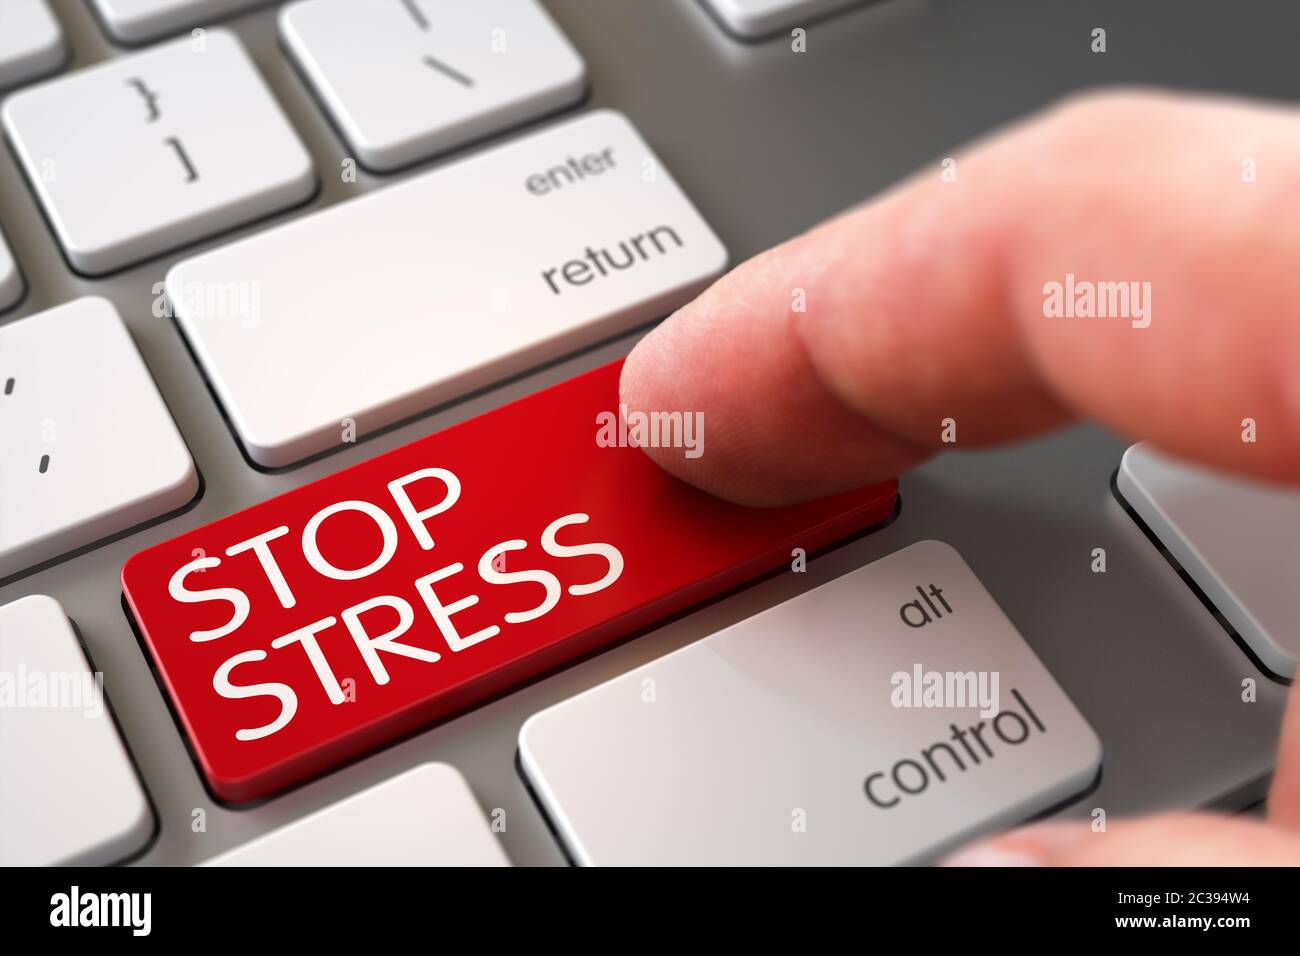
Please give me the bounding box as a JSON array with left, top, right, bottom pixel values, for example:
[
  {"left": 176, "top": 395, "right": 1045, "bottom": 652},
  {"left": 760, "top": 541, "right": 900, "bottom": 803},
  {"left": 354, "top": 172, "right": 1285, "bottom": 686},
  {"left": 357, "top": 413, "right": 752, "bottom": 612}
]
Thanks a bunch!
[
  {"left": 621, "top": 88, "right": 1300, "bottom": 505},
  {"left": 1267, "top": 683, "right": 1300, "bottom": 829},
  {"left": 941, "top": 813, "right": 1300, "bottom": 866}
]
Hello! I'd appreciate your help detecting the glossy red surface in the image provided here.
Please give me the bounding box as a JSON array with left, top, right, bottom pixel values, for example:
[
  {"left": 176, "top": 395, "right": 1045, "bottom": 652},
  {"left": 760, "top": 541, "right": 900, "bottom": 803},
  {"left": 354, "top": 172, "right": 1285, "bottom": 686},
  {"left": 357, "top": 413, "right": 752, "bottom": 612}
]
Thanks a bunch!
[{"left": 123, "top": 360, "right": 897, "bottom": 802}]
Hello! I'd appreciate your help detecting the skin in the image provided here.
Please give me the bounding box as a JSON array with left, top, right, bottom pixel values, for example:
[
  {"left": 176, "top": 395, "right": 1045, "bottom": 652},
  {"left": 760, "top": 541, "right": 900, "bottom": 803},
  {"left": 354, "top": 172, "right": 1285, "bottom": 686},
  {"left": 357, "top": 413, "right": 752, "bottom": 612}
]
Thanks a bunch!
[{"left": 619, "top": 89, "right": 1300, "bottom": 865}]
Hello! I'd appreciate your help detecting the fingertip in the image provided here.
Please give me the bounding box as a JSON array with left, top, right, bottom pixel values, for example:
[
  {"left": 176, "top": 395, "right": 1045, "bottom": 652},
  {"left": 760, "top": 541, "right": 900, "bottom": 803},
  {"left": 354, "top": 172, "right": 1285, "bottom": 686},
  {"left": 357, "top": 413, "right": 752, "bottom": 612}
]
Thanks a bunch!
[
  {"left": 938, "top": 821, "right": 1090, "bottom": 867},
  {"left": 621, "top": 256, "right": 932, "bottom": 506},
  {"left": 618, "top": 308, "right": 719, "bottom": 492},
  {"left": 937, "top": 845, "right": 1045, "bottom": 867}
]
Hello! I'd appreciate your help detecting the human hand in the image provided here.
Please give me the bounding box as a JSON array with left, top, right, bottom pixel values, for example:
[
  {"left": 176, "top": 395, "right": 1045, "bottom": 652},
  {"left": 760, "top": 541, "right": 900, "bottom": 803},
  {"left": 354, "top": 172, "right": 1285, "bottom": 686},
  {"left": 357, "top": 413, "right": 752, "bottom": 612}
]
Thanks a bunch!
[{"left": 619, "top": 89, "right": 1300, "bottom": 864}]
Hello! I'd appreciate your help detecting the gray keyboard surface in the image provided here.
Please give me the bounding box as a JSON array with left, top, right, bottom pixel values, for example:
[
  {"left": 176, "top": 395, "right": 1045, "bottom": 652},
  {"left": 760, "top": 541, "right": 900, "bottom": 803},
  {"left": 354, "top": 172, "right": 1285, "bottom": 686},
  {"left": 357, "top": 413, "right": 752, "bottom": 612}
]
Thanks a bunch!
[{"left": 0, "top": 0, "right": 1291, "bottom": 865}]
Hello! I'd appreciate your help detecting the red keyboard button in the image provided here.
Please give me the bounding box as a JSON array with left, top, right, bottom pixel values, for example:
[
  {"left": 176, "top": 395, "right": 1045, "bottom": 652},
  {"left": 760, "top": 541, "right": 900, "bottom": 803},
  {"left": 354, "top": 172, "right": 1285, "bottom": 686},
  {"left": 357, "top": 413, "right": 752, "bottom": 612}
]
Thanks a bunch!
[{"left": 123, "top": 361, "right": 897, "bottom": 802}]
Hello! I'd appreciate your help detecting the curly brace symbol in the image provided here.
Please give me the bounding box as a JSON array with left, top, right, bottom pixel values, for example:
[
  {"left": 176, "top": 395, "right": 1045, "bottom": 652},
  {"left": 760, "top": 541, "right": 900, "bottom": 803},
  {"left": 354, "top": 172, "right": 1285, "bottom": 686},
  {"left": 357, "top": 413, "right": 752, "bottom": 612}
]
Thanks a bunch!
[{"left": 126, "top": 78, "right": 161, "bottom": 122}]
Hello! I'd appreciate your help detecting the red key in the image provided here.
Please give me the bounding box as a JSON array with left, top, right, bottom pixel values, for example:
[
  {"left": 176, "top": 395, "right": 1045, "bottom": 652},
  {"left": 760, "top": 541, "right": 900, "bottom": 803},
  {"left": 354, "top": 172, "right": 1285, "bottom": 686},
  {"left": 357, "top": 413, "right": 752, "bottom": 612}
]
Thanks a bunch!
[{"left": 123, "top": 361, "right": 897, "bottom": 803}]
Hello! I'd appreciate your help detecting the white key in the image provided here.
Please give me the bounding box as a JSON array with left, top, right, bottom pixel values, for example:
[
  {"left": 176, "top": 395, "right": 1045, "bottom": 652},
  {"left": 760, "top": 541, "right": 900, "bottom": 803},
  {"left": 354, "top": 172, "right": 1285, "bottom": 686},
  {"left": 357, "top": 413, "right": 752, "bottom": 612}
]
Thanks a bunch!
[
  {"left": 2, "top": 30, "right": 315, "bottom": 276},
  {"left": 169, "top": 109, "right": 727, "bottom": 467},
  {"left": 0, "top": 0, "right": 66, "bottom": 90},
  {"left": 1118, "top": 442, "right": 1300, "bottom": 678},
  {"left": 520, "top": 541, "right": 1102, "bottom": 866},
  {"left": 0, "top": 297, "right": 198, "bottom": 580},
  {"left": 0, "top": 228, "right": 23, "bottom": 312},
  {"left": 699, "top": 0, "right": 867, "bottom": 39},
  {"left": 202, "top": 763, "right": 510, "bottom": 866},
  {"left": 88, "top": 0, "right": 269, "bottom": 44},
  {"left": 0, "top": 595, "right": 154, "bottom": 866},
  {"left": 281, "top": 0, "right": 586, "bottom": 172}
]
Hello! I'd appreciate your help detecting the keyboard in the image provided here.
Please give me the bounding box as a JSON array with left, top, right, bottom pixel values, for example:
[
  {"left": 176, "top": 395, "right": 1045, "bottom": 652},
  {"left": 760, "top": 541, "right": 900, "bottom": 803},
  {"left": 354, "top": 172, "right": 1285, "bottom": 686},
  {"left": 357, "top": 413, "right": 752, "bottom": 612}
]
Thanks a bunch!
[{"left": 0, "top": 0, "right": 1295, "bottom": 867}]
